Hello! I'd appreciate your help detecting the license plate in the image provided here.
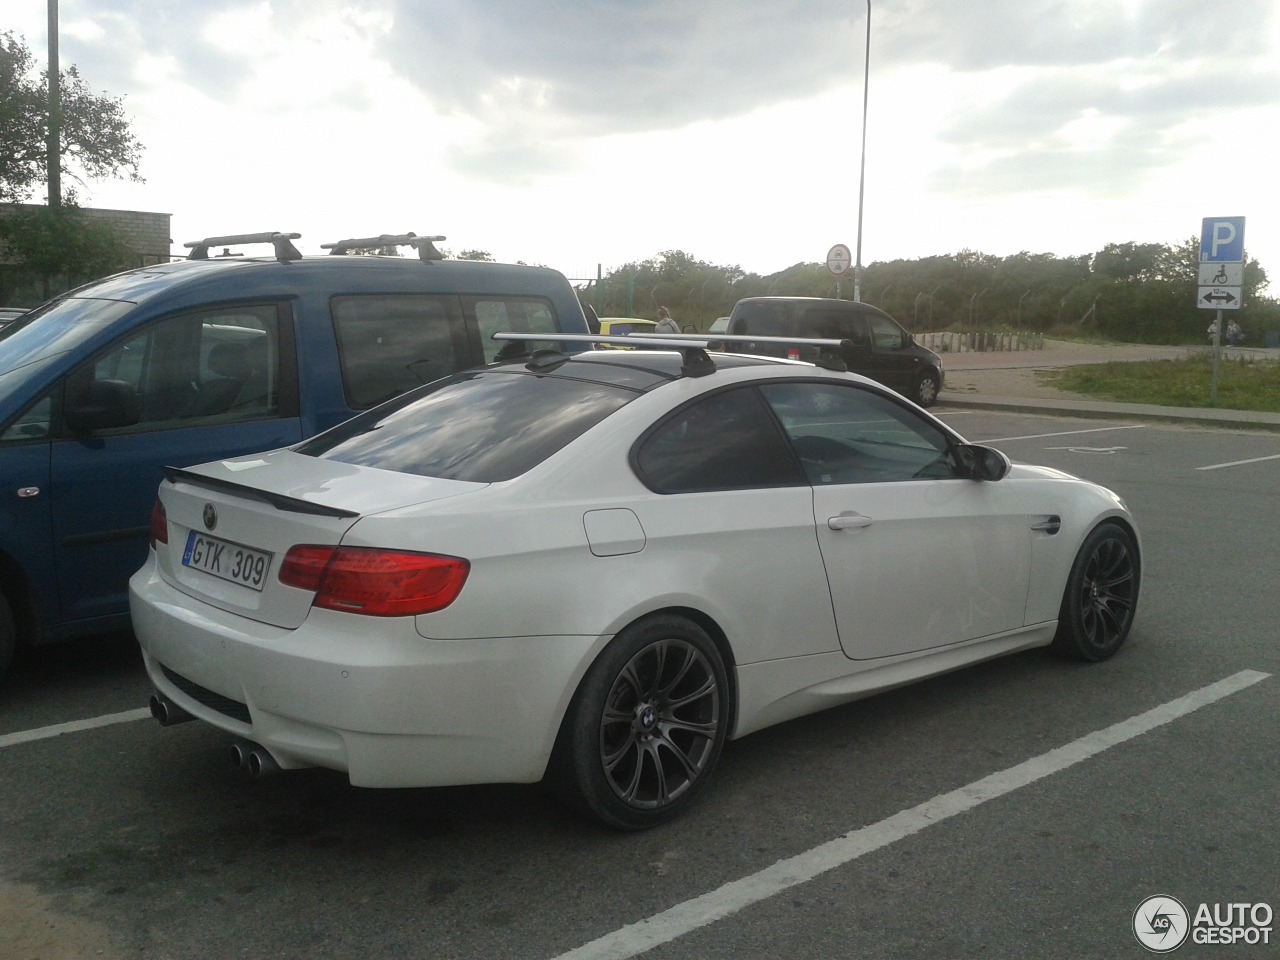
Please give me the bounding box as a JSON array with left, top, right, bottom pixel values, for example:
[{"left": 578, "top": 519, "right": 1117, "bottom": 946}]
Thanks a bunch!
[{"left": 182, "top": 530, "right": 273, "bottom": 591}]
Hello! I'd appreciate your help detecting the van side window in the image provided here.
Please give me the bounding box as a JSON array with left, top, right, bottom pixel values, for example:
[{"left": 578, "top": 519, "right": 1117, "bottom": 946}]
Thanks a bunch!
[
  {"left": 868, "top": 315, "right": 905, "bottom": 349},
  {"left": 332, "top": 295, "right": 469, "bottom": 408},
  {"left": 470, "top": 296, "right": 559, "bottom": 362},
  {"left": 60, "top": 303, "right": 284, "bottom": 435}
]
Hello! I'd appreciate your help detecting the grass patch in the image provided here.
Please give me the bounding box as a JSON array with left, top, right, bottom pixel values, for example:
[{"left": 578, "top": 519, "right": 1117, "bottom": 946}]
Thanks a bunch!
[{"left": 1044, "top": 357, "right": 1280, "bottom": 412}]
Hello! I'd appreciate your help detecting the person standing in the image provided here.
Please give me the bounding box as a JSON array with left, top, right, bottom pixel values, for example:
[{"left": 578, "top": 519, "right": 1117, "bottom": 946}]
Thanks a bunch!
[{"left": 655, "top": 306, "right": 679, "bottom": 334}]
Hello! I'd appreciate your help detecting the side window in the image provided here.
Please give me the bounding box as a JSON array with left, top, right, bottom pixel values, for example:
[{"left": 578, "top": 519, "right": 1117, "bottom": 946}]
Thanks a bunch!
[
  {"left": 469, "top": 296, "right": 558, "bottom": 362},
  {"left": 868, "top": 315, "right": 905, "bottom": 350},
  {"left": 759, "top": 381, "right": 957, "bottom": 485},
  {"left": 332, "top": 295, "right": 469, "bottom": 407},
  {"left": 801, "top": 309, "right": 858, "bottom": 344},
  {"left": 633, "top": 386, "right": 804, "bottom": 494},
  {"left": 60, "top": 303, "right": 284, "bottom": 435},
  {"left": 1, "top": 395, "right": 52, "bottom": 442}
]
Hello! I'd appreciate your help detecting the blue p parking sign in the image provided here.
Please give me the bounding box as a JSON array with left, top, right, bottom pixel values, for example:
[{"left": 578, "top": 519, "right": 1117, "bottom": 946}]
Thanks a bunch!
[{"left": 1200, "top": 217, "right": 1246, "bottom": 263}]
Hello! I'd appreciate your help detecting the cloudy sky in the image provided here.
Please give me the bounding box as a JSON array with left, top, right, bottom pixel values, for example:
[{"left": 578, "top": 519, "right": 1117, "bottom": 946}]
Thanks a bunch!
[{"left": 10, "top": 0, "right": 1280, "bottom": 288}]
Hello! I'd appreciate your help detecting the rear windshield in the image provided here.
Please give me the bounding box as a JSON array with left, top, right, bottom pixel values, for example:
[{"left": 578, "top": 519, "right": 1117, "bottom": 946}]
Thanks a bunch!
[{"left": 296, "top": 368, "right": 635, "bottom": 482}]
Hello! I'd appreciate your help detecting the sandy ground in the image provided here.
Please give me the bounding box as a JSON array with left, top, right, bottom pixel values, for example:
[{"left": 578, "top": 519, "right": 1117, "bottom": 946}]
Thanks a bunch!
[
  {"left": 0, "top": 882, "right": 128, "bottom": 960},
  {"left": 938, "top": 339, "right": 1275, "bottom": 400}
]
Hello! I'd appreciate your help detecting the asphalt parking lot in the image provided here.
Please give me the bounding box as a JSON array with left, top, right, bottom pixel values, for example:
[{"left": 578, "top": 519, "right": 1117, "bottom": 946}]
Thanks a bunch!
[{"left": 2, "top": 406, "right": 1277, "bottom": 959}]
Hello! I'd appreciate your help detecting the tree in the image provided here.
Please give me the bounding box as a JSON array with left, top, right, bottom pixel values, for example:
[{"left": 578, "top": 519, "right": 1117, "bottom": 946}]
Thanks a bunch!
[
  {"left": 0, "top": 203, "right": 135, "bottom": 300},
  {"left": 1, "top": 31, "right": 144, "bottom": 204}
]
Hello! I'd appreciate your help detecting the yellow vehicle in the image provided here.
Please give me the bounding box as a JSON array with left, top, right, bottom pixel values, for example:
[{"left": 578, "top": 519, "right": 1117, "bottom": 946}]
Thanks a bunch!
[{"left": 595, "top": 318, "right": 657, "bottom": 348}]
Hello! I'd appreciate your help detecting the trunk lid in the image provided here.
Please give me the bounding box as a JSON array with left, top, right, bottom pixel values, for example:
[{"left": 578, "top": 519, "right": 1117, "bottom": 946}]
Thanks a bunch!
[{"left": 153, "top": 449, "right": 486, "bottom": 628}]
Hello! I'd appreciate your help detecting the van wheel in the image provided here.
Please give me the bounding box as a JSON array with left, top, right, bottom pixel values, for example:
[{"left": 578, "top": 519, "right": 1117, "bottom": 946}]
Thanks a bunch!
[
  {"left": 548, "top": 615, "right": 729, "bottom": 830},
  {"left": 0, "top": 593, "right": 16, "bottom": 687},
  {"left": 915, "top": 372, "right": 940, "bottom": 407}
]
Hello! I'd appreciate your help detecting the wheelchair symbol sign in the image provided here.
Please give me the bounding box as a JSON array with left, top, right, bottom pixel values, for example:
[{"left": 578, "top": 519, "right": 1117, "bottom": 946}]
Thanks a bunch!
[{"left": 1198, "top": 262, "right": 1242, "bottom": 286}]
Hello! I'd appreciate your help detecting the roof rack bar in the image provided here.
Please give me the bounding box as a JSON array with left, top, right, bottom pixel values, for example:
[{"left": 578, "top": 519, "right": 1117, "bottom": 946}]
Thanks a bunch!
[
  {"left": 491, "top": 332, "right": 720, "bottom": 377},
  {"left": 321, "top": 233, "right": 446, "bottom": 261},
  {"left": 184, "top": 232, "right": 302, "bottom": 262},
  {"left": 633, "top": 333, "right": 853, "bottom": 350}
]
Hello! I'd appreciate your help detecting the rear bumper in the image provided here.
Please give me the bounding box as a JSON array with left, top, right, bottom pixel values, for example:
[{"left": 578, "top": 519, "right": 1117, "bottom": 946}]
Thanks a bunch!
[{"left": 129, "top": 558, "right": 598, "bottom": 787}]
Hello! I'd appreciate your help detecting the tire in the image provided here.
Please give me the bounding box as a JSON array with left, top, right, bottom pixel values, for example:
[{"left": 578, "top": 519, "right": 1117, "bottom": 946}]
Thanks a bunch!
[
  {"left": 1051, "top": 522, "right": 1140, "bottom": 662},
  {"left": 549, "top": 615, "right": 729, "bottom": 830},
  {"left": 0, "top": 593, "right": 16, "bottom": 688},
  {"left": 914, "top": 371, "right": 940, "bottom": 407}
]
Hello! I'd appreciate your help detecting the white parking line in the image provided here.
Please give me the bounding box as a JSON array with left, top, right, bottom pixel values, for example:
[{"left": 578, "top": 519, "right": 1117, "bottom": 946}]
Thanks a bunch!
[
  {"left": 551, "top": 670, "right": 1271, "bottom": 960},
  {"left": 1197, "top": 453, "right": 1280, "bottom": 471},
  {"left": 0, "top": 707, "right": 151, "bottom": 750},
  {"left": 981, "top": 424, "right": 1145, "bottom": 443}
]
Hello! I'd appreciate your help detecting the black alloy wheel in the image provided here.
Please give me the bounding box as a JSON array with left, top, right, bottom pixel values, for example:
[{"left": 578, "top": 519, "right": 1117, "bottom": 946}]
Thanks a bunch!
[
  {"left": 1052, "top": 522, "right": 1140, "bottom": 662},
  {"left": 550, "top": 615, "right": 729, "bottom": 830}
]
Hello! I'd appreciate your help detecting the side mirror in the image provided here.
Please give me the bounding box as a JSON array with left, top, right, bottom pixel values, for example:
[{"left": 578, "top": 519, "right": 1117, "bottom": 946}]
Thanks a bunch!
[
  {"left": 65, "top": 379, "right": 141, "bottom": 433},
  {"left": 955, "top": 443, "right": 1011, "bottom": 482}
]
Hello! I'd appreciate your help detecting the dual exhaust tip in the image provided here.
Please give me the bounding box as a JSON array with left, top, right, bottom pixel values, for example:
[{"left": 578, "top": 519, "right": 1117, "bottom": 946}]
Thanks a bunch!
[
  {"left": 148, "top": 692, "right": 280, "bottom": 778},
  {"left": 229, "top": 740, "right": 281, "bottom": 778}
]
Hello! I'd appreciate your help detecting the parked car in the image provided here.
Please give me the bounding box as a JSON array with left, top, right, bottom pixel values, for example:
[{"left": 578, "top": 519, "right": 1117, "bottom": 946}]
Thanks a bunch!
[
  {"left": 724, "top": 297, "right": 944, "bottom": 406},
  {"left": 132, "top": 333, "right": 1140, "bottom": 830},
  {"left": 0, "top": 307, "right": 27, "bottom": 331},
  {"left": 0, "top": 232, "right": 591, "bottom": 683},
  {"left": 595, "top": 317, "right": 658, "bottom": 347},
  {"left": 708, "top": 316, "right": 730, "bottom": 334}
]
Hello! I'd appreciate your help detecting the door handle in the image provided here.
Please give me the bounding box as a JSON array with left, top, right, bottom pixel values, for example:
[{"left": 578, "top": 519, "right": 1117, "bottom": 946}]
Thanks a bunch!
[
  {"left": 827, "top": 512, "right": 873, "bottom": 531},
  {"left": 1031, "top": 515, "right": 1061, "bottom": 534}
]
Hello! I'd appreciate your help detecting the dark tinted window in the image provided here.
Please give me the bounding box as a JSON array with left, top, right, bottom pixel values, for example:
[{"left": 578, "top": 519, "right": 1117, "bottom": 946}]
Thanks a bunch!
[
  {"left": 332, "top": 295, "right": 470, "bottom": 408},
  {"left": 759, "top": 381, "right": 956, "bottom": 484},
  {"left": 470, "top": 296, "right": 560, "bottom": 363},
  {"left": 55, "top": 303, "right": 284, "bottom": 436},
  {"left": 868, "top": 315, "right": 905, "bottom": 349},
  {"left": 298, "top": 369, "right": 634, "bottom": 482},
  {"left": 634, "top": 386, "right": 804, "bottom": 493}
]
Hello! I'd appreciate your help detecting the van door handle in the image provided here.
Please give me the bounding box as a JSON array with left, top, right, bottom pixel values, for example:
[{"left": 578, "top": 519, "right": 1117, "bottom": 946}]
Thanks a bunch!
[{"left": 827, "top": 512, "right": 873, "bottom": 531}]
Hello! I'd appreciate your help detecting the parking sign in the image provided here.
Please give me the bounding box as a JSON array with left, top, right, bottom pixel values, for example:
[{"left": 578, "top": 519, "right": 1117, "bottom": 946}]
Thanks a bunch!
[{"left": 1200, "top": 217, "right": 1246, "bottom": 263}]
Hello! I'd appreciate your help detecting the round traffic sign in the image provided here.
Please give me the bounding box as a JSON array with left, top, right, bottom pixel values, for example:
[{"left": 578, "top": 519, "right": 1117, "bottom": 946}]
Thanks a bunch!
[{"left": 826, "top": 244, "right": 852, "bottom": 277}]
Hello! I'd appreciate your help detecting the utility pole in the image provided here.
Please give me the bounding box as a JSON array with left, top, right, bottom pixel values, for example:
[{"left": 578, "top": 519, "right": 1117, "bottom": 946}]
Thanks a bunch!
[
  {"left": 853, "top": 0, "right": 870, "bottom": 303},
  {"left": 47, "top": 0, "right": 61, "bottom": 207}
]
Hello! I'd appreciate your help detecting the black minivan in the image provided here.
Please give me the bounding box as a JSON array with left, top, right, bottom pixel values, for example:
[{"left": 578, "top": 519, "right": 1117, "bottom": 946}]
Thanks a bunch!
[{"left": 724, "top": 297, "right": 943, "bottom": 407}]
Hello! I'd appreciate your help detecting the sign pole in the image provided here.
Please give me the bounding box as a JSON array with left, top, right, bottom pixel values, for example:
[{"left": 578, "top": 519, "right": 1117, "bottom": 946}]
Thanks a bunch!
[
  {"left": 1197, "top": 216, "right": 1246, "bottom": 409},
  {"left": 1210, "top": 308, "right": 1222, "bottom": 406}
]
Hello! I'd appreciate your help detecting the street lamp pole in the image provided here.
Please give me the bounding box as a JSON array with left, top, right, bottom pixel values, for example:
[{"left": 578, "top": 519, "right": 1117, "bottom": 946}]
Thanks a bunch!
[{"left": 853, "top": 0, "right": 870, "bottom": 303}]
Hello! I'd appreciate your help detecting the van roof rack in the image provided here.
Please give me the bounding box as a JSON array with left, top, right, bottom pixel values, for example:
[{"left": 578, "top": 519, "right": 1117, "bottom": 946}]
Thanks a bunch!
[
  {"left": 491, "top": 332, "right": 720, "bottom": 377},
  {"left": 636, "top": 332, "right": 853, "bottom": 371},
  {"left": 184, "top": 232, "right": 302, "bottom": 261},
  {"left": 321, "top": 233, "right": 446, "bottom": 261}
]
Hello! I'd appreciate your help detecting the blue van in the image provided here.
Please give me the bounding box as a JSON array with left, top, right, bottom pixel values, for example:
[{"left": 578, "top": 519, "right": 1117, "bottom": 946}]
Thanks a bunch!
[{"left": 0, "top": 232, "right": 590, "bottom": 681}]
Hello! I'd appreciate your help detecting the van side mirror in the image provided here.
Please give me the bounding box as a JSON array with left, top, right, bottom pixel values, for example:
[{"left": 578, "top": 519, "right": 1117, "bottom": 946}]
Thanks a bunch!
[{"left": 65, "top": 379, "right": 141, "bottom": 433}]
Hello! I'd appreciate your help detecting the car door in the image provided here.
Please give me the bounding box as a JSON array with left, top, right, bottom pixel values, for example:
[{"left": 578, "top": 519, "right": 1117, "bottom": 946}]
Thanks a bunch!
[
  {"left": 758, "top": 380, "right": 1033, "bottom": 660},
  {"left": 864, "top": 312, "right": 917, "bottom": 396},
  {"left": 48, "top": 302, "right": 302, "bottom": 626},
  {"left": 631, "top": 384, "right": 839, "bottom": 665}
]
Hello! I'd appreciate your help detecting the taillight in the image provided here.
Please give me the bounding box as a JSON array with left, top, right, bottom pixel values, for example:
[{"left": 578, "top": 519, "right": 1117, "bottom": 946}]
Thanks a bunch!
[
  {"left": 786, "top": 347, "right": 801, "bottom": 361},
  {"left": 149, "top": 499, "right": 168, "bottom": 548},
  {"left": 279, "top": 545, "right": 470, "bottom": 617}
]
